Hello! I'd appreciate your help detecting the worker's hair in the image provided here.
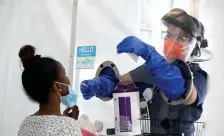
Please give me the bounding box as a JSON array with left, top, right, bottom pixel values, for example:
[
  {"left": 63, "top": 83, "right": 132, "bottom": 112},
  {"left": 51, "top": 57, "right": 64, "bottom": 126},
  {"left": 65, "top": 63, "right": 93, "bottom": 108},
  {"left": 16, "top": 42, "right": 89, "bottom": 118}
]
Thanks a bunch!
[{"left": 19, "top": 45, "right": 59, "bottom": 104}]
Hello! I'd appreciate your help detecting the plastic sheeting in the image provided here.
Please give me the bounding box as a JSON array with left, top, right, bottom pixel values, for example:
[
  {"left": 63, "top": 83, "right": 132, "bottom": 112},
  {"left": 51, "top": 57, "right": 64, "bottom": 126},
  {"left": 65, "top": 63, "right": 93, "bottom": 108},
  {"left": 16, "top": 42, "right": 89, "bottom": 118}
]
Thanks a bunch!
[
  {"left": 199, "top": 0, "right": 224, "bottom": 135},
  {"left": 0, "top": 0, "right": 141, "bottom": 135},
  {"left": 74, "top": 0, "right": 141, "bottom": 135},
  {"left": 0, "top": 0, "right": 214, "bottom": 135},
  {"left": 75, "top": 1, "right": 175, "bottom": 135}
]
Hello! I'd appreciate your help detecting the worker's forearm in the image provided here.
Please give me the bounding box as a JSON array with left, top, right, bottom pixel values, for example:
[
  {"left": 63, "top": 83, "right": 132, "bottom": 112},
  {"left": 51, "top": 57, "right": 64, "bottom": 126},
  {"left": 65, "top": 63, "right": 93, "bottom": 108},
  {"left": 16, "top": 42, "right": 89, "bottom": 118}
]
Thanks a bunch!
[
  {"left": 184, "top": 85, "right": 198, "bottom": 105},
  {"left": 128, "top": 64, "right": 155, "bottom": 85}
]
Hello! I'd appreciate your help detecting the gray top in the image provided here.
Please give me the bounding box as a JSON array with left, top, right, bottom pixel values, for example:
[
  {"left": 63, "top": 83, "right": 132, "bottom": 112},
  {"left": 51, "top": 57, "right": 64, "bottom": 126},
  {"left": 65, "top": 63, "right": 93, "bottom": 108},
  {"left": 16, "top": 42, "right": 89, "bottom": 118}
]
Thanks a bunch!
[
  {"left": 129, "top": 64, "right": 203, "bottom": 135},
  {"left": 129, "top": 64, "right": 154, "bottom": 84}
]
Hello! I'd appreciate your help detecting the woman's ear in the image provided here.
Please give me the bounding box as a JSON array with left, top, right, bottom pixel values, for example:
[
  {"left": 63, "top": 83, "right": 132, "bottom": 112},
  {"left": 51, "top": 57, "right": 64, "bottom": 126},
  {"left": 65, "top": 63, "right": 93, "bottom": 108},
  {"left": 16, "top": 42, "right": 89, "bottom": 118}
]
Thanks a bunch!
[{"left": 52, "top": 82, "right": 60, "bottom": 92}]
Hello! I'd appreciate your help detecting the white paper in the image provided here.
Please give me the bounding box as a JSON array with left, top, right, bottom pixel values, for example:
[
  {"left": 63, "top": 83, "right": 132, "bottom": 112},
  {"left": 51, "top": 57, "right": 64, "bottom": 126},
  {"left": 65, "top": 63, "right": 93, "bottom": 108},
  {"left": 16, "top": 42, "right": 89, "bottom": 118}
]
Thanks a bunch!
[
  {"left": 128, "top": 53, "right": 139, "bottom": 63},
  {"left": 117, "top": 53, "right": 139, "bottom": 63}
]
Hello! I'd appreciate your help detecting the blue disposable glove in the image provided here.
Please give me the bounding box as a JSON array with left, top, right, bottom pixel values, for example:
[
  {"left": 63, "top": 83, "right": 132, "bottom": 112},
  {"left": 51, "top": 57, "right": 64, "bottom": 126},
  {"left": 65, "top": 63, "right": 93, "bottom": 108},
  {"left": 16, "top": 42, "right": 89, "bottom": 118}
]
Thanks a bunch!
[
  {"left": 117, "top": 36, "right": 186, "bottom": 100},
  {"left": 117, "top": 36, "right": 154, "bottom": 61},
  {"left": 80, "top": 67, "right": 116, "bottom": 100}
]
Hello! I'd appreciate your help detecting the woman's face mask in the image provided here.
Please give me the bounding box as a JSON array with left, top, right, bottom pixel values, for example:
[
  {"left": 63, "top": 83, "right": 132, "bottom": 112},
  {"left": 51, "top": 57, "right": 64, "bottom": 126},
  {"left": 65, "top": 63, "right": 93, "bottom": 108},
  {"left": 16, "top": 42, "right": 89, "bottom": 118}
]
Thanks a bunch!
[{"left": 56, "top": 82, "right": 77, "bottom": 107}]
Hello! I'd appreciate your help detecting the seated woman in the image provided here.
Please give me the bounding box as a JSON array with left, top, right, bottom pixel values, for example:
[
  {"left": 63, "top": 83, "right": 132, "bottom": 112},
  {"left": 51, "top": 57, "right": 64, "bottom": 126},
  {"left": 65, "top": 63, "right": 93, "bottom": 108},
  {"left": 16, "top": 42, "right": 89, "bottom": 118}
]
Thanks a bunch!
[{"left": 17, "top": 45, "right": 82, "bottom": 136}]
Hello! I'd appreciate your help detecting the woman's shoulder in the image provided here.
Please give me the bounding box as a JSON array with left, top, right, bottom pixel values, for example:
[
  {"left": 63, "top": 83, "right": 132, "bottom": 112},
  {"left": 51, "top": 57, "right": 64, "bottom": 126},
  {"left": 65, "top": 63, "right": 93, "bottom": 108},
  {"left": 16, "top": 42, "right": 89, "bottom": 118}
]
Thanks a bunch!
[
  {"left": 55, "top": 116, "right": 82, "bottom": 135},
  {"left": 59, "top": 116, "right": 81, "bottom": 127},
  {"left": 24, "top": 115, "right": 80, "bottom": 125},
  {"left": 18, "top": 115, "right": 82, "bottom": 136}
]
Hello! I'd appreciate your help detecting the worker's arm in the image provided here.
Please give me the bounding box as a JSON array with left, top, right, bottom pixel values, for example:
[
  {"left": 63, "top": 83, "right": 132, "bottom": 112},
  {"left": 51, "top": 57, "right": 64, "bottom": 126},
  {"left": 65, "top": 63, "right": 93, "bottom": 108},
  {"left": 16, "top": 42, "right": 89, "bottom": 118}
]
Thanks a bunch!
[
  {"left": 80, "top": 63, "right": 155, "bottom": 100},
  {"left": 80, "top": 67, "right": 116, "bottom": 100},
  {"left": 185, "top": 71, "right": 207, "bottom": 105},
  {"left": 121, "top": 64, "right": 207, "bottom": 105},
  {"left": 117, "top": 36, "right": 204, "bottom": 104},
  {"left": 120, "top": 64, "right": 154, "bottom": 85}
]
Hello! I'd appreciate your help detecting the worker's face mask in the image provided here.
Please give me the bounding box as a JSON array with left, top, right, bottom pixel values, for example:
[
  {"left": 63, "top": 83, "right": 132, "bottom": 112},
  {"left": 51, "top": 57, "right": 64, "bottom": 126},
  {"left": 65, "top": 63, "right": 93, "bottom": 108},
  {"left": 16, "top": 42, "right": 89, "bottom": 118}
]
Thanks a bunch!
[
  {"left": 56, "top": 82, "right": 77, "bottom": 107},
  {"left": 164, "top": 39, "right": 182, "bottom": 60},
  {"left": 161, "top": 24, "right": 196, "bottom": 62}
]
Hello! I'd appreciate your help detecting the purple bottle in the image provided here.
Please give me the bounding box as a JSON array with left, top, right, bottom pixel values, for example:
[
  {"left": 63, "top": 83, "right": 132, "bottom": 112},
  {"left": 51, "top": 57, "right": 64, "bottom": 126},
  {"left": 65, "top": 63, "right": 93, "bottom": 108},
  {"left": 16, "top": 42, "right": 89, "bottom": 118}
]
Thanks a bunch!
[{"left": 113, "top": 83, "right": 141, "bottom": 135}]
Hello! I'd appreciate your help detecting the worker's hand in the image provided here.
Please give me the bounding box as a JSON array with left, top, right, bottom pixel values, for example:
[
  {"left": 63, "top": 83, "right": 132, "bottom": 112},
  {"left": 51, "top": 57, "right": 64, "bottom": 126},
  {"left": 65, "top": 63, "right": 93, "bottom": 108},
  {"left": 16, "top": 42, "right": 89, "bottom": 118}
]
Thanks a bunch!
[
  {"left": 117, "top": 36, "right": 154, "bottom": 61},
  {"left": 80, "top": 77, "right": 115, "bottom": 100},
  {"left": 120, "top": 73, "right": 133, "bottom": 84},
  {"left": 63, "top": 105, "right": 79, "bottom": 120},
  {"left": 80, "top": 79, "right": 99, "bottom": 100},
  {"left": 80, "top": 67, "right": 116, "bottom": 100}
]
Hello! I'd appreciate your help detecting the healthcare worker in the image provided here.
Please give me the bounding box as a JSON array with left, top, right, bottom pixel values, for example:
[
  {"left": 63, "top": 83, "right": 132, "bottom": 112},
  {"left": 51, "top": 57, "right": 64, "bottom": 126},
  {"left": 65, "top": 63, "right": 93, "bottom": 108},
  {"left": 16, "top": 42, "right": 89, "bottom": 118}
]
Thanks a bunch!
[{"left": 81, "top": 8, "right": 208, "bottom": 135}]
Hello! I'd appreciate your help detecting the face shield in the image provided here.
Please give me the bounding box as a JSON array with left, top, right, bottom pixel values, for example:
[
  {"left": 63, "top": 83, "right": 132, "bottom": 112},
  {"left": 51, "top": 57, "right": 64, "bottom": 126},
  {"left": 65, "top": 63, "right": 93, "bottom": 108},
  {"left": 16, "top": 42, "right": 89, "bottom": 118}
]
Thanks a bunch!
[
  {"left": 160, "top": 8, "right": 208, "bottom": 62},
  {"left": 161, "top": 23, "right": 196, "bottom": 62}
]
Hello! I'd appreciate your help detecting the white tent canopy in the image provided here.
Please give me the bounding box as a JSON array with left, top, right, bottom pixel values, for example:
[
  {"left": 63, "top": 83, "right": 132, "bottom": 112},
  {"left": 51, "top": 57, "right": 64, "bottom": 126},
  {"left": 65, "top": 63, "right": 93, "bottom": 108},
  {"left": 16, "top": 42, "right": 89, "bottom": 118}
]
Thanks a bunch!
[{"left": 0, "top": 0, "right": 220, "bottom": 135}]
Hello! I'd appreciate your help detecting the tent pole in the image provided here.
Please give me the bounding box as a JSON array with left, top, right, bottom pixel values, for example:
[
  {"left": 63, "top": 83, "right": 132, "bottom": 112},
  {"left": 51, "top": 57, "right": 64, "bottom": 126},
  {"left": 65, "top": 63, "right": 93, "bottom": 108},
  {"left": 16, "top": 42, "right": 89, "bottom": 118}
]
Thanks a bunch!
[{"left": 69, "top": 0, "right": 80, "bottom": 90}]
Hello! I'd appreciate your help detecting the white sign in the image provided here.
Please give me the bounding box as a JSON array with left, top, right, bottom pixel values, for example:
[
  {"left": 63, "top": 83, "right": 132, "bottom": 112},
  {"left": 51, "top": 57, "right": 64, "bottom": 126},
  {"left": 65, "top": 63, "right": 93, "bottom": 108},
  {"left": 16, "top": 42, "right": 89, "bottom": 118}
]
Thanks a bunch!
[{"left": 76, "top": 46, "right": 96, "bottom": 69}]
